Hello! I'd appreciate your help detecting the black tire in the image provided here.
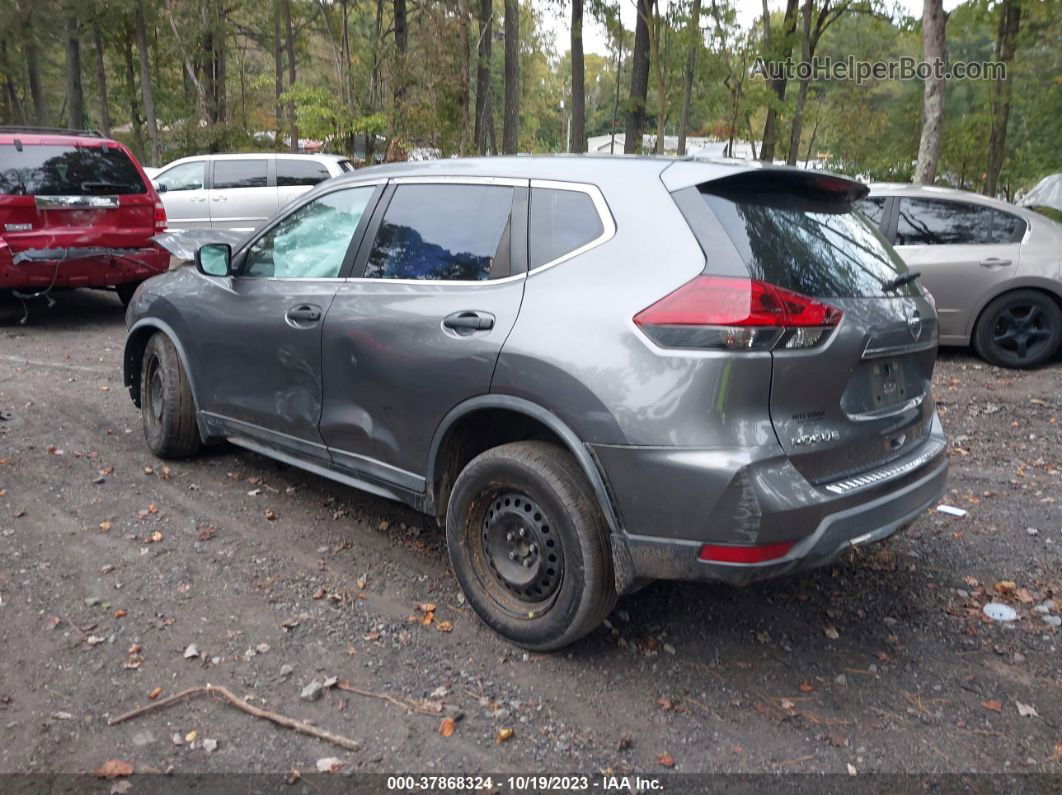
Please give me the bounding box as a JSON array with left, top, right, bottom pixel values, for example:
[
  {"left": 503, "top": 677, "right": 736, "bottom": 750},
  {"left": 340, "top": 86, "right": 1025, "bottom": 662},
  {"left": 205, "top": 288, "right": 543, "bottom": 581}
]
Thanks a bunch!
[
  {"left": 116, "top": 281, "right": 142, "bottom": 308},
  {"left": 446, "top": 441, "right": 616, "bottom": 651},
  {"left": 140, "top": 333, "right": 200, "bottom": 458},
  {"left": 974, "top": 290, "right": 1062, "bottom": 369}
]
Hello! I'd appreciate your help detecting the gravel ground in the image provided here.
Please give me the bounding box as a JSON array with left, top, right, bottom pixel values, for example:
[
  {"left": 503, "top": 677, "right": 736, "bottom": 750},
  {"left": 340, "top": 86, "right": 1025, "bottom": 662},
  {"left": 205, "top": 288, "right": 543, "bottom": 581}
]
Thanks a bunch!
[{"left": 0, "top": 289, "right": 1060, "bottom": 778}]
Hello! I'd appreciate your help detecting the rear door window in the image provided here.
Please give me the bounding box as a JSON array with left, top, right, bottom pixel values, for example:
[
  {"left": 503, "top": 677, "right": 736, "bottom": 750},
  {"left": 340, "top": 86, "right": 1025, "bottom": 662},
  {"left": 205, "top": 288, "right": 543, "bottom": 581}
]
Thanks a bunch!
[
  {"left": 701, "top": 185, "right": 913, "bottom": 298},
  {"left": 0, "top": 143, "right": 146, "bottom": 195},
  {"left": 277, "top": 159, "right": 331, "bottom": 187},
  {"left": 855, "top": 197, "right": 886, "bottom": 227},
  {"left": 213, "top": 159, "right": 268, "bottom": 189},
  {"left": 364, "top": 184, "right": 514, "bottom": 281},
  {"left": 895, "top": 198, "right": 1025, "bottom": 245},
  {"left": 529, "top": 187, "right": 604, "bottom": 268}
]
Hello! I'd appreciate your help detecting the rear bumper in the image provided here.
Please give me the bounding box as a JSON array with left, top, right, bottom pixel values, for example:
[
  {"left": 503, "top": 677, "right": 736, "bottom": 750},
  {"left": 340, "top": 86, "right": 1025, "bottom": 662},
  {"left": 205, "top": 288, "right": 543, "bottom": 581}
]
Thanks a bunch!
[
  {"left": 0, "top": 245, "right": 169, "bottom": 289},
  {"left": 597, "top": 416, "right": 949, "bottom": 588}
]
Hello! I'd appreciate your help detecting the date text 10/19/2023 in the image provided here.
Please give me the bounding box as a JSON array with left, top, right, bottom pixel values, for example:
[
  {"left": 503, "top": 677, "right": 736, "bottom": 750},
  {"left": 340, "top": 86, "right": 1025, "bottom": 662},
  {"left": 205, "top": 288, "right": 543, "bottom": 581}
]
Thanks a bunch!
[{"left": 386, "top": 775, "right": 665, "bottom": 791}]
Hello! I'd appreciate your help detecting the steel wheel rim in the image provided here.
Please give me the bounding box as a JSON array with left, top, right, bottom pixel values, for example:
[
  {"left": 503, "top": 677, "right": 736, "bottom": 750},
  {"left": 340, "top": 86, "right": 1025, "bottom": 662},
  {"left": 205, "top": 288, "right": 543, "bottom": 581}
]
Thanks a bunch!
[{"left": 145, "top": 355, "right": 164, "bottom": 427}]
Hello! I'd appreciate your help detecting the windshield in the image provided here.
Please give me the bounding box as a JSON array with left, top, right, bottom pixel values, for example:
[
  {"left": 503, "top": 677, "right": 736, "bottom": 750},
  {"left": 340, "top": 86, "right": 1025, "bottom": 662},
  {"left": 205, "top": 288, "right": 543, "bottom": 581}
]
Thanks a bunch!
[
  {"left": 0, "top": 144, "right": 146, "bottom": 196},
  {"left": 702, "top": 186, "right": 917, "bottom": 298}
]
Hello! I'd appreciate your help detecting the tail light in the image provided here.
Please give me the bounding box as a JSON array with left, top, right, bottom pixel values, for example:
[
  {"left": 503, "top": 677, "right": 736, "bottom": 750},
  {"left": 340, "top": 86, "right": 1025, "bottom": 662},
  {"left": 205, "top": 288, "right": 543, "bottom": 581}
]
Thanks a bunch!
[
  {"left": 634, "top": 275, "right": 842, "bottom": 351},
  {"left": 154, "top": 199, "right": 167, "bottom": 233}
]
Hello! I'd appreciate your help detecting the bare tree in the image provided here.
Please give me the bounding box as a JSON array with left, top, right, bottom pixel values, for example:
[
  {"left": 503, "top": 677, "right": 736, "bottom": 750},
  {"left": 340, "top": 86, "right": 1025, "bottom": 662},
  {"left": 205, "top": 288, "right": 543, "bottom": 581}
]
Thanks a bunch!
[
  {"left": 274, "top": 1, "right": 284, "bottom": 142},
  {"left": 624, "top": 0, "right": 653, "bottom": 153},
  {"left": 502, "top": 0, "right": 519, "bottom": 153},
  {"left": 984, "top": 0, "right": 1020, "bottom": 196},
  {"left": 133, "top": 0, "right": 159, "bottom": 163},
  {"left": 393, "top": 0, "right": 408, "bottom": 128},
  {"left": 65, "top": 1, "right": 85, "bottom": 129},
  {"left": 914, "top": 0, "right": 946, "bottom": 184},
  {"left": 283, "top": 0, "right": 297, "bottom": 151},
  {"left": 474, "top": 0, "right": 494, "bottom": 154},
  {"left": 91, "top": 16, "right": 111, "bottom": 136},
  {"left": 677, "top": 0, "right": 702, "bottom": 155},
  {"left": 18, "top": 1, "right": 46, "bottom": 125},
  {"left": 458, "top": 0, "right": 472, "bottom": 153},
  {"left": 570, "top": 0, "right": 586, "bottom": 153}
]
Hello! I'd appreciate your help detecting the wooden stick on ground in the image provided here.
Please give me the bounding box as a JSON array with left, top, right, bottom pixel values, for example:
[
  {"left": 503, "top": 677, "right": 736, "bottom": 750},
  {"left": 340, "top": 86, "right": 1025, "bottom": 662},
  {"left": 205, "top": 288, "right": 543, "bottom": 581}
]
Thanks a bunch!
[
  {"left": 335, "top": 680, "right": 451, "bottom": 717},
  {"left": 108, "top": 684, "right": 359, "bottom": 752}
]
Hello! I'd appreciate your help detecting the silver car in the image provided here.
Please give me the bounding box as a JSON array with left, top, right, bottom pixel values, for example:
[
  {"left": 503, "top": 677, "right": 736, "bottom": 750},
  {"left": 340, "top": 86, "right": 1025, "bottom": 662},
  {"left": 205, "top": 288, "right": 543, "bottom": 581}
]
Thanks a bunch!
[
  {"left": 124, "top": 157, "right": 948, "bottom": 650},
  {"left": 859, "top": 185, "right": 1062, "bottom": 368},
  {"left": 152, "top": 152, "right": 353, "bottom": 232}
]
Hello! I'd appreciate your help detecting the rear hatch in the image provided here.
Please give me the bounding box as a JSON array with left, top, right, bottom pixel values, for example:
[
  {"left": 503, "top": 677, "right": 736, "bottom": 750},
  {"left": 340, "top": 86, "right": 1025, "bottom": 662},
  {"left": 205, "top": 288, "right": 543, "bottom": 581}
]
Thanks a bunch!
[
  {"left": 0, "top": 140, "right": 155, "bottom": 254},
  {"left": 700, "top": 172, "right": 938, "bottom": 484}
]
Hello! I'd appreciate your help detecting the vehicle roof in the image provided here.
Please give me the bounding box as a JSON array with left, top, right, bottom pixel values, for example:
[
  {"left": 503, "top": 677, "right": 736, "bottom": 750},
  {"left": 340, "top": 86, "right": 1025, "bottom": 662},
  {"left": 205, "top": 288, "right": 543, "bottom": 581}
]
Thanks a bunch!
[
  {"left": 328, "top": 154, "right": 863, "bottom": 194},
  {"left": 163, "top": 151, "right": 346, "bottom": 164},
  {"left": 867, "top": 183, "right": 1028, "bottom": 214},
  {"left": 0, "top": 132, "right": 122, "bottom": 148}
]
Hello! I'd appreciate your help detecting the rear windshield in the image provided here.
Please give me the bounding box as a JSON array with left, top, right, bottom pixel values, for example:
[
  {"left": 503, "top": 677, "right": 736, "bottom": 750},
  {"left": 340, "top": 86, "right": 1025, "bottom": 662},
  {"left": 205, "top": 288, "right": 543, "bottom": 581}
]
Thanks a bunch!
[
  {"left": 0, "top": 143, "right": 146, "bottom": 196},
  {"left": 701, "top": 185, "right": 915, "bottom": 298}
]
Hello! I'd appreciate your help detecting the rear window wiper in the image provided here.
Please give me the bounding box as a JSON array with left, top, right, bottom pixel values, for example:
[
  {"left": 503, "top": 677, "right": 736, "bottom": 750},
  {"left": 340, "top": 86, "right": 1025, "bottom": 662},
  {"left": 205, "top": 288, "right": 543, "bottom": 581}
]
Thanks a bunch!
[{"left": 881, "top": 271, "right": 921, "bottom": 293}]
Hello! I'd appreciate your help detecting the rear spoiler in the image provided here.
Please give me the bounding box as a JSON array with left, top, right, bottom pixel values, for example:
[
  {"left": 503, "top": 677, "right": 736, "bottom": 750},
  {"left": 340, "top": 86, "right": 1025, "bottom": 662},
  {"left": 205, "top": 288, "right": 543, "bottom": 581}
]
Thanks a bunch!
[{"left": 661, "top": 160, "right": 868, "bottom": 203}]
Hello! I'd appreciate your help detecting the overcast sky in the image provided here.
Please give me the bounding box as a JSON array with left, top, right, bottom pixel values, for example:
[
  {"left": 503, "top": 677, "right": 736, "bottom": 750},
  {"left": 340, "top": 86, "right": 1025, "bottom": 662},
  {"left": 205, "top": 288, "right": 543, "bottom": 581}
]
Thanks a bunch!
[{"left": 536, "top": 0, "right": 964, "bottom": 57}]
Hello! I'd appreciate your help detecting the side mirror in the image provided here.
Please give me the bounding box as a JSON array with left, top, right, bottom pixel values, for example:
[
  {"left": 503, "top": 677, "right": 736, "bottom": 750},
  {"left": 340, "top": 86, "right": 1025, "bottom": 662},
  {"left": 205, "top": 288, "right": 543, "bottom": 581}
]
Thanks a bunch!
[
  {"left": 152, "top": 179, "right": 166, "bottom": 193},
  {"left": 195, "top": 243, "right": 232, "bottom": 277}
]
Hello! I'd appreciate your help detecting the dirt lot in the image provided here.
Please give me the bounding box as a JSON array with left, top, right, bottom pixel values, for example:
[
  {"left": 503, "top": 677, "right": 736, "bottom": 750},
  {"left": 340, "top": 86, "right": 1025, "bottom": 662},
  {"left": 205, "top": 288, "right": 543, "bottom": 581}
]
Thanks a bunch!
[{"left": 0, "top": 289, "right": 1060, "bottom": 779}]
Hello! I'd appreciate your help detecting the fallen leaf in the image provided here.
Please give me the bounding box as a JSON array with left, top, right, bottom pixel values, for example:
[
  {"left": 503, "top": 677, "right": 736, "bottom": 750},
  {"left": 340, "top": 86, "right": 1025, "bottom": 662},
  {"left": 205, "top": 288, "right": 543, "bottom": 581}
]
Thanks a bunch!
[
  {"left": 781, "top": 699, "right": 796, "bottom": 711},
  {"left": 127, "top": 644, "right": 141, "bottom": 655},
  {"left": 982, "top": 700, "right": 1003, "bottom": 712},
  {"left": 420, "top": 611, "right": 434, "bottom": 626},
  {"left": 993, "top": 581, "right": 1017, "bottom": 595},
  {"left": 265, "top": 510, "right": 278, "bottom": 521},
  {"left": 799, "top": 681, "right": 816, "bottom": 693},
  {"left": 658, "top": 751, "right": 675, "bottom": 768},
  {"left": 287, "top": 769, "right": 301, "bottom": 785},
  {"left": 496, "top": 727, "right": 514, "bottom": 743},
  {"left": 196, "top": 527, "right": 216, "bottom": 542},
  {"left": 416, "top": 602, "right": 437, "bottom": 613},
  {"left": 436, "top": 620, "right": 453, "bottom": 633},
  {"left": 847, "top": 763, "right": 857, "bottom": 776},
  {"left": 147, "top": 504, "right": 159, "bottom": 515},
  {"left": 617, "top": 735, "right": 633, "bottom": 751},
  {"left": 113, "top": 609, "right": 127, "bottom": 619},
  {"left": 313, "top": 587, "right": 326, "bottom": 600},
  {"left": 823, "top": 626, "right": 840, "bottom": 640},
  {"left": 148, "top": 687, "right": 162, "bottom": 700},
  {"left": 356, "top": 576, "right": 367, "bottom": 590},
  {"left": 95, "top": 760, "right": 133, "bottom": 779},
  {"left": 160, "top": 466, "right": 173, "bottom": 480},
  {"left": 185, "top": 730, "right": 198, "bottom": 743},
  {"left": 1016, "top": 701, "right": 1039, "bottom": 718},
  {"left": 149, "top": 531, "right": 163, "bottom": 543},
  {"left": 99, "top": 520, "right": 112, "bottom": 532},
  {"left": 439, "top": 717, "right": 456, "bottom": 737},
  {"left": 1015, "top": 588, "right": 1035, "bottom": 604},
  {"left": 100, "top": 564, "right": 116, "bottom": 575}
]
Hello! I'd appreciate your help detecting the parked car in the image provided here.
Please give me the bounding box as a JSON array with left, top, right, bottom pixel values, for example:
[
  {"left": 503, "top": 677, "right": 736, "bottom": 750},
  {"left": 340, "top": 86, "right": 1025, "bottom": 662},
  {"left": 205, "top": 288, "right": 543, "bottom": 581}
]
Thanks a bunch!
[
  {"left": 0, "top": 126, "right": 169, "bottom": 307},
  {"left": 152, "top": 152, "right": 353, "bottom": 232},
  {"left": 858, "top": 185, "right": 1062, "bottom": 368},
  {"left": 124, "top": 157, "right": 947, "bottom": 650}
]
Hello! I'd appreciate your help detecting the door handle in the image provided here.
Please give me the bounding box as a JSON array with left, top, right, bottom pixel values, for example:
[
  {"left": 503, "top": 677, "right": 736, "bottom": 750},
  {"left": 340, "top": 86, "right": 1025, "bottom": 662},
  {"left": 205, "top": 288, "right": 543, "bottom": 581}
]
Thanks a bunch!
[
  {"left": 979, "top": 257, "right": 1012, "bottom": 267},
  {"left": 285, "top": 304, "right": 322, "bottom": 324},
  {"left": 443, "top": 311, "right": 494, "bottom": 332},
  {"left": 190, "top": 196, "right": 207, "bottom": 203},
  {"left": 211, "top": 195, "right": 227, "bottom": 202}
]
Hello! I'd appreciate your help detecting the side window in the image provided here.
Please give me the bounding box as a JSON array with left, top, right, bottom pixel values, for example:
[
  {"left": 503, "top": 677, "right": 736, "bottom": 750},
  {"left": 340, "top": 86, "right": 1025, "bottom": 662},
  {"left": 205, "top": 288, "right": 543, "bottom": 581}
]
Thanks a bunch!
[
  {"left": 243, "top": 186, "right": 375, "bottom": 278},
  {"left": 896, "top": 198, "right": 990, "bottom": 246},
  {"left": 855, "top": 197, "right": 886, "bottom": 227},
  {"left": 277, "top": 159, "right": 331, "bottom": 187},
  {"left": 213, "top": 159, "right": 268, "bottom": 190},
  {"left": 985, "top": 208, "right": 1026, "bottom": 243},
  {"left": 529, "top": 187, "right": 604, "bottom": 268},
  {"left": 156, "top": 161, "right": 205, "bottom": 192},
  {"left": 364, "top": 184, "right": 514, "bottom": 281}
]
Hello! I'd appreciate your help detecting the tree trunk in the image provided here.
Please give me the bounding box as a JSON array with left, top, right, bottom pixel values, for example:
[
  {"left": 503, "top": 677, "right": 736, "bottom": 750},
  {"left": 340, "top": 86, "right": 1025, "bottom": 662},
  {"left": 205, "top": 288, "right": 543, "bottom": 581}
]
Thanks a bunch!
[
  {"left": 21, "top": 3, "right": 46, "bottom": 126},
  {"left": 650, "top": 9, "right": 666, "bottom": 155},
  {"left": 984, "top": 0, "right": 1020, "bottom": 196},
  {"left": 458, "top": 0, "right": 471, "bottom": 154},
  {"left": 202, "top": 4, "right": 216, "bottom": 123},
  {"left": 676, "top": 0, "right": 702, "bottom": 155},
  {"left": 367, "top": 0, "right": 384, "bottom": 161},
  {"left": 1, "top": 42, "right": 26, "bottom": 125},
  {"left": 759, "top": 0, "right": 798, "bottom": 161},
  {"left": 610, "top": 33, "right": 623, "bottom": 153},
  {"left": 474, "top": 0, "right": 493, "bottom": 154},
  {"left": 570, "top": 0, "right": 585, "bottom": 153},
  {"left": 914, "top": 0, "right": 946, "bottom": 184},
  {"left": 786, "top": 0, "right": 812, "bottom": 166},
  {"left": 122, "top": 34, "right": 144, "bottom": 158},
  {"left": 624, "top": 0, "right": 652, "bottom": 154},
  {"left": 502, "top": 0, "right": 519, "bottom": 153},
  {"left": 214, "top": 0, "right": 227, "bottom": 124},
  {"left": 393, "top": 0, "right": 408, "bottom": 130},
  {"left": 274, "top": 2, "right": 284, "bottom": 143},
  {"left": 91, "top": 19, "right": 111, "bottom": 136},
  {"left": 283, "top": 0, "right": 297, "bottom": 151},
  {"left": 65, "top": 3, "right": 85, "bottom": 130},
  {"left": 133, "top": 0, "right": 159, "bottom": 164}
]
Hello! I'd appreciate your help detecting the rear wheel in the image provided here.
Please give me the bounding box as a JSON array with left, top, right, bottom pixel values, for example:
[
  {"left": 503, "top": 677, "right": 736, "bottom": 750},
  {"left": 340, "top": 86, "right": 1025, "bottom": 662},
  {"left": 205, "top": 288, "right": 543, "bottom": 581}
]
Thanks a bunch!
[
  {"left": 446, "top": 441, "right": 616, "bottom": 651},
  {"left": 974, "top": 290, "right": 1062, "bottom": 369},
  {"left": 140, "top": 333, "right": 200, "bottom": 458}
]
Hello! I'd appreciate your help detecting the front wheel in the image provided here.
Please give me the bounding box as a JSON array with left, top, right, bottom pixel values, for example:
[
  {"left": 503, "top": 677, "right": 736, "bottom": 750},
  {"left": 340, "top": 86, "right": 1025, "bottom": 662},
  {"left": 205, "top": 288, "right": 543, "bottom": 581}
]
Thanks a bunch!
[
  {"left": 446, "top": 441, "right": 616, "bottom": 651},
  {"left": 140, "top": 333, "right": 200, "bottom": 458},
  {"left": 974, "top": 290, "right": 1062, "bottom": 369}
]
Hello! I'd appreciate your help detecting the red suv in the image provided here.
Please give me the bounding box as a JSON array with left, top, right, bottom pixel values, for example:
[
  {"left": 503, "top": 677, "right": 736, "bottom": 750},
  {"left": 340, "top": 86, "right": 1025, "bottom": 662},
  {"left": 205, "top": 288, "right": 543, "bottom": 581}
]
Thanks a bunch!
[{"left": 0, "top": 127, "right": 169, "bottom": 309}]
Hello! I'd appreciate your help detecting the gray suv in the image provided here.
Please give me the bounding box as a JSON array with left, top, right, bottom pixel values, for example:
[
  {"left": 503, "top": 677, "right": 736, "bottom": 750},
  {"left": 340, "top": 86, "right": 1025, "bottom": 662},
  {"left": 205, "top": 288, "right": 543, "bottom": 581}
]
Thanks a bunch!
[{"left": 124, "top": 157, "right": 948, "bottom": 650}]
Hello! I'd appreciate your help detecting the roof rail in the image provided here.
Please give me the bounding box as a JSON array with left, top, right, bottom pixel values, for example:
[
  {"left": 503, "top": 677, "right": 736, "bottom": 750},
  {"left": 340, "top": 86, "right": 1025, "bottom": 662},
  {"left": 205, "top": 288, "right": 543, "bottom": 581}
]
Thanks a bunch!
[{"left": 0, "top": 126, "right": 105, "bottom": 138}]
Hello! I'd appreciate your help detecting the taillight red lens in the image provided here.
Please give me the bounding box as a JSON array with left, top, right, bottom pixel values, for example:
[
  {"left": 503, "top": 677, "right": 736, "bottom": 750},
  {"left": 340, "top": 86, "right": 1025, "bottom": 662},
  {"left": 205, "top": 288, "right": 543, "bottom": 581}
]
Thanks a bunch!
[
  {"left": 634, "top": 275, "right": 842, "bottom": 351},
  {"left": 154, "top": 200, "right": 167, "bottom": 232},
  {"left": 698, "top": 541, "right": 794, "bottom": 564}
]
